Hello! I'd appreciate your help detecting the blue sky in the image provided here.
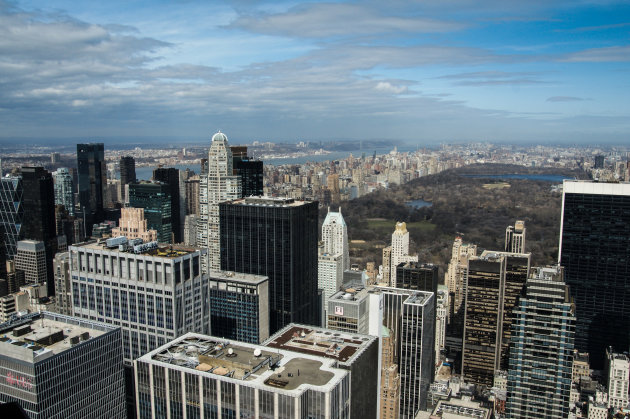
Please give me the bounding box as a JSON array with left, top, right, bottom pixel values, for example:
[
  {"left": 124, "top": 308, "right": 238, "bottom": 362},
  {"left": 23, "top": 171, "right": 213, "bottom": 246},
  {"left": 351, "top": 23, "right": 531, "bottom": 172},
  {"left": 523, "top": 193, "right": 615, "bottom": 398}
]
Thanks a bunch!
[{"left": 1, "top": 0, "right": 629, "bottom": 144}]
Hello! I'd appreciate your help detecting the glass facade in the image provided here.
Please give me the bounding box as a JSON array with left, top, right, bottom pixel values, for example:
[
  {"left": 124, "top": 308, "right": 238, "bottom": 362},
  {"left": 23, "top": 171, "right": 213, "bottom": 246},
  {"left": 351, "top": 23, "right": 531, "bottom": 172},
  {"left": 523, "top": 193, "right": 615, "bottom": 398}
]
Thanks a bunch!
[
  {"left": 128, "top": 182, "right": 173, "bottom": 244},
  {"left": 77, "top": 143, "right": 105, "bottom": 235}
]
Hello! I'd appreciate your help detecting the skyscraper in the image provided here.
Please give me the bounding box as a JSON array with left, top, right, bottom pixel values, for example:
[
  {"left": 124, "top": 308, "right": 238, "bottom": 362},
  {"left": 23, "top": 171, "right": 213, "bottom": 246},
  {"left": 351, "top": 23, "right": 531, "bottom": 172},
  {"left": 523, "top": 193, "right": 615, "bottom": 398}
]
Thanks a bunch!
[
  {"left": 128, "top": 182, "right": 172, "bottom": 243},
  {"left": 0, "top": 173, "right": 23, "bottom": 258},
  {"left": 231, "top": 145, "right": 264, "bottom": 197},
  {"left": 53, "top": 168, "right": 74, "bottom": 216},
  {"left": 505, "top": 220, "right": 526, "bottom": 253},
  {"left": 505, "top": 265, "right": 575, "bottom": 418},
  {"left": 198, "top": 131, "right": 241, "bottom": 272},
  {"left": 119, "top": 156, "right": 136, "bottom": 186},
  {"left": 152, "top": 167, "right": 181, "bottom": 243},
  {"left": 559, "top": 180, "right": 630, "bottom": 368},
  {"left": 77, "top": 143, "right": 106, "bottom": 235},
  {"left": 389, "top": 222, "right": 418, "bottom": 286},
  {"left": 111, "top": 207, "right": 157, "bottom": 243},
  {"left": 220, "top": 196, "right": 319, "bottom": 333},
  {"left": 461, "top": 251, "right": 530, "bottom": 386},
  {"left": 15, "top": 240, "right": 47, "bottom": 287},
  {"left": 321, "top": 207, "right": 350, "bottom": 271}
]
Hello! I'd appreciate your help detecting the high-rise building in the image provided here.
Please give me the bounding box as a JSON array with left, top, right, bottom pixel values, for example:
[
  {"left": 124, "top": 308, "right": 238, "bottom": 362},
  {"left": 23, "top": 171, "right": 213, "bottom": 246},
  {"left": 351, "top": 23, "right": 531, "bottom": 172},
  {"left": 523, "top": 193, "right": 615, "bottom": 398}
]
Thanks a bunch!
[
  {"left": 135, "top": 330, "right": 355, "bottom": 419},
  {"left": 380, "top": 327, "right": 401, "bottom": 419},
  {"left": 0, "top": 173, "right": 23, "bottom": 258},
  {"left": 559, "top": 180, "right": 630, "bottom": 368},
  {"left": 435, "top": 286, "right": 449, "bottom": 358},
  {"left": 119, "top": 156, "right": 136, "bottom": 187},
  {"left": 461, "top": 251, "right": 530, "bottom": 386},
  {"left": 318, "top": 252, "right": 344, "bottom": 314},
  {"left": 321, "top": 208, "right": 350, "bottom": 271},
  {"left": 208, "top": 270, "right": 269, "bottom": 344},
  {"left": 326, "top": 284, "right": 370, "bottom": 334},
  {"left": 220, "top": 196, "right": 319, "bottom": 333},
  {"left": 396, "top": 261, "right": 438, "bottom": 294},
  {"left": 389, "top": 222, "right": 418, "bottom": 286},
  {"left": 505, "top": 265, "right": 575, "bottom": 419},
  {"left": 184, "top": 174, "right": 200, "bottom": 215},
  {"left": 606, "top": 348, "right": 629, "bottom": 410},
  {"left": 69, "top": 239, "right": 209, "bottom": 365},
  {"left": 111, "top": 207, "right": 158, "bottom": 243},
  {"left": 14, "top": 240, "right": 47, "bottom": 288},
  {"left": 231, "top": 146, "right": 264, "bottom": 198},
  {"left": 128, "top": 182, "right": 172, "bottom": 243},
  {"left": 77, "top": 143, "right": 106, "bottom": 235},
  {"left": 183, "top": 214, "right": 199, "bottom": 246},
  {"left": 445, "top": 237, "right": 477, "bottom": 318},
  {"left": 53, "top": 252, "right": 72, "bottom": 315},
  {"left": 153, "top": 167, "right": 181, "bottom": 243},
  {"left": 198, "top": 132, "right": 241, "bottom": 272},
  {"left": 504, "top": 220, "right": 526, "bottom": 253},
  {"left": 0, "top": 311, "right": 125, "bottom": 419},
  {"left": 53, "top": 168, "right": 74, "bottom": 216},
  {"left": 263, "top": 324, "right": 379, "bottom": 419},
  {"left": 5, "top": 260, "right": 25, "bottom": 294}
]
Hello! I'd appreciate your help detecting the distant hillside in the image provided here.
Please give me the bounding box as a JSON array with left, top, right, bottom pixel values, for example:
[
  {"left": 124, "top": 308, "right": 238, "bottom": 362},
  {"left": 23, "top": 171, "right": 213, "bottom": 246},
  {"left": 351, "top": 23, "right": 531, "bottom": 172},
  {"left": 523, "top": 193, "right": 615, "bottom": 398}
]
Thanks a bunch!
[{"left": 339, "top": 164, "right": 586, "bottom": 278}]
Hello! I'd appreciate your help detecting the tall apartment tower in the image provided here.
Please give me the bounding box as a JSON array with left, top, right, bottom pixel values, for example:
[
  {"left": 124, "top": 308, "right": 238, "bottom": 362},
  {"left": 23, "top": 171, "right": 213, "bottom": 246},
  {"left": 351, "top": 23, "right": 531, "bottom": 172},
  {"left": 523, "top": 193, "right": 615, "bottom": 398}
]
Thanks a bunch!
[
  {"left": 77, "top": 143, "right": 106, "bottom": 235},
  {"left": 53, "top": 168, "right": 74, "bottom": 216},
  {"left": 445, "top": 237, "right": 477, "bottom": 317},
  {"left": 506, "top": 265, "right": 575, "bottom": 419},
  {"left": 53, "top": 251, "right": 72, "bottom": 315},
  {"left": 0, "top": 312, "right": 125, "bottom": 419},
  {"left": 389, "top": 222, "right": 418, "bottom": 286},
  {"left": 128, "top": 182, "right": 172, "bottom": 243},
  {"left": 505, "top": 220, "right": 526, "bottom": 253},
  {"left": 220, "top": 197, "right": 319, "bottom": 333},
  {"left": 119, "top": 156, "right": 136, "bottom": 186},
  {"left": 321, "top": 207, "right": 350, "bottom": 271},
  {"left": 380, "top": 327, "right": 401, "bottom": 419},
  {"left": 111, "top": 207, "right": 158, "bottom": 243},
  {"left": 198, "top": 131, "right": 241, "bottom": 272},
  {"left": 15, "top": 240, "right": 47, "bottom": 287},
  {"left": 461, "top": 251, "right": 530, "bottom": 386},
  {"left": 606, "top": 348, "right": 629, "bottom": 410},
  {"left": 153, "top": 167, "right": 181, "bottom": 243},
  {"left": 559, "top": 180, "right": 630, "bottom": 368}
]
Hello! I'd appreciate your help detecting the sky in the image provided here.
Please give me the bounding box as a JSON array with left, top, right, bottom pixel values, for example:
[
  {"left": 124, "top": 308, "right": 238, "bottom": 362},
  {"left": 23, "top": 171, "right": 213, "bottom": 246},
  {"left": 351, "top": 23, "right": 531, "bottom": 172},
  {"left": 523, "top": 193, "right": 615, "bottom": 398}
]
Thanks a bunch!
[{"left": 1, "top": 0, "right": 629, "bottom": 145}]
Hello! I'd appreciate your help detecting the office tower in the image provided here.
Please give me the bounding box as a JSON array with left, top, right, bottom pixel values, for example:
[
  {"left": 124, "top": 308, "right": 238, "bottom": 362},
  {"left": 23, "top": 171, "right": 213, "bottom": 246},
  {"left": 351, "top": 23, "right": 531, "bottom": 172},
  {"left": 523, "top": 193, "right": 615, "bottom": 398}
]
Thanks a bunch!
[
  {"left": 594, "top": 154, "right": 605, "bottom": 169},
  {"left": 77, "top": 143, "right": 106, "bottom": 235},
  {"left": 153, "top": 167, "right": 181, "bottom": 243},
  {"left": 389, "top": 222, "right": 418, "bottom": 286},
  {"left": 263, "top": 324, "right": 379, "bottom": 419},
  {"left": 461, "top": 251, "right": 530, "bottom": 386},
  {"left": 399, "top": 291, "right": 435, "bottom": 416},
  {"left": 50, "top": 151, "right": 60, "bottom": 163},
  {"left": 128, "top": 181, "right": 172, "bottom": 243},
  {"left": 318, "top": 252, "right": 343, "bottom": 314},
  {"left": 0, "top": 312, "right": 125, "bottom": 419},
  {"left": 198, "top": 131, "right": 241, "bottom": 272},
  {"left": 104, "top": 178, "right": 121, "bottom": 208},
  {"left": 208, "top": 270, "right": 269, "bottom": 344},
  {"left": 382, "top": 245, "right": 392, "bottom": 285},
  {"left": 445, "top": 237, "right": 477, "bottom": 317},
  {"left": 111, "top": 207, "right": 157, "bottom": 243},
  {"left": 504, "top": 220, "right": 526, "bottom": 253},
  {"left": 0, "top": 173, "right": 24, "bottom": 258},
  {"left": 183, "top": 214, "right": 199, "bottom": 246},
  {"left": 231, "top": 145, "right": 264, "bottom": 198},
  {"left": 327, "top": 173, "right": 341, "bottom": 203},
  {"left": 396, "top": 261, "right": 438, "bottom": 294},
  {"left": 326, "top": 284, "right": 370, "bottom": 334},
  {"left": 321, "top": 207, "right": 350, "bottom": 271},
  {"left": 380, "top": 327, "right": 401, "bottom": 419},
  {"left": 69, "top": 240, "right": 209, "bottom": 364},
  {"left": 53, "top": 252, "right": 72, "bottom": 315},
  {"left": 220, "top": 197, "right": 319, "bottom": 333},
  {"left": 505, "top": 265, "right": 575, "bottom": 419},
  {"left": 559, "top": 180, "right": 630, "bottom": 368},
  {"left": 135, "top": 331, "right": 356, "bottom": 419},
  {"left": 184, "top": 174, "right": 200, "bottom": 215},
  {"left": 53, "top": 168, "right": 74, "bottom": 216},
  {"left": 119, "top": 156, "right": 136, "bottom": 186},
  {"left": 606, "top": 349, "right": 629, "bottom": 410},
  {"left": 5, "top": 260, "right": 25, "bottom": 294},
  {"left": 435, "top": 286, "right": 449, "bottom": 357},
  {"left": 15, "top": 240, "right": 47, "bottom": 287}
]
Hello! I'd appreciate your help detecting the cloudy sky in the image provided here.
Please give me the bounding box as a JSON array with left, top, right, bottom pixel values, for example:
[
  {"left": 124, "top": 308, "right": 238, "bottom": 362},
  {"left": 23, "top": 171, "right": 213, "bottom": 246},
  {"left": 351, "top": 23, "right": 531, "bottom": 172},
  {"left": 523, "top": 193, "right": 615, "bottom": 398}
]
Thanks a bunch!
[{"left": 1, "top": 0, "right": 629, "bottom": 145}]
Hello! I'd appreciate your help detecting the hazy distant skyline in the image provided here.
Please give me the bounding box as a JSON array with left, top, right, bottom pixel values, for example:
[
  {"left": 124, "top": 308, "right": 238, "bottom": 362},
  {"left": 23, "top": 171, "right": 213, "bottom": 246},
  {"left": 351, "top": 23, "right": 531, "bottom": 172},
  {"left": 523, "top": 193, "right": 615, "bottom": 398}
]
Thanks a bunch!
[{"left": 1, "top": 0, "right": 629, "bottom": 145}]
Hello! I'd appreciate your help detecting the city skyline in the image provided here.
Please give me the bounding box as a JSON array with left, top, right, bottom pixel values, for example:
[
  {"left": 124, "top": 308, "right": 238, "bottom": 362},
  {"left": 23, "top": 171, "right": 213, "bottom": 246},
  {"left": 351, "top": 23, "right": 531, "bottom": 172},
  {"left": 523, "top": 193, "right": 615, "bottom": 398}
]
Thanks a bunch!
[{"left": 1, "top": 1, "right": 629, "bottom": 144}]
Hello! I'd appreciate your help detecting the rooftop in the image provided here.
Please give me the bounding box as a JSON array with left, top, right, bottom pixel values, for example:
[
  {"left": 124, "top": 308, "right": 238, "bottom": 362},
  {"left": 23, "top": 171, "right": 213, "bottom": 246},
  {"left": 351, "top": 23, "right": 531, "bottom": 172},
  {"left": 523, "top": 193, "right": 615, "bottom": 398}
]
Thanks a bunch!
[
  {"left": 329, "top": 284, "right": 369, "bottom": 303},
  {"left": 141, "top": 332, "right": 347, "bottom": 394},
  {"left": 0, "top": 312, "right": 113, "bottom": 364},
  {"left": 431, "top": 398, "right": 491, "bottom": 419},
  {"left": 72, "top": 238, "right": 199, "bottom": 258},
  {"left": 263, "top": 324, "right": 376, "bottom": 365},
  {"left": 208, "top": 270, "right": 268, "bottom": 286},
  {"left": 227, "top": 196, "right": 311, "bottom": 207}
]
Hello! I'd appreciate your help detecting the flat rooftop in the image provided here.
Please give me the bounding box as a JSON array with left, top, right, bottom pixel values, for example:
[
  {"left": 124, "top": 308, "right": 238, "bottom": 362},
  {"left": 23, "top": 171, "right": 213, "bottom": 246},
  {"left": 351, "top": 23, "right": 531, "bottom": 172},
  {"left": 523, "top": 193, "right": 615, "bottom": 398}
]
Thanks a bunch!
[
  {"left": 0, "top": 312, "right": 113, "bottom": 363},
  {"left": 227, "top": 196, "right": 310, "bottom": 207},
  {"left": 75, "top": 240, "right": 199, "bottom": 258},
  {"left": 208, "top": 270, "right": 268, "bottom": 285},
  {"left": 329, "top": 284, "right": 369, "bottom": 302},
  {"left": 142, "top": 333, "right": 347, "bottom": 394},
  {"left": 431, "top": 398, "right": 491, "bottom": 419},
  {"left": 264, "top": 324, "right": 376, "bottom": 364}
]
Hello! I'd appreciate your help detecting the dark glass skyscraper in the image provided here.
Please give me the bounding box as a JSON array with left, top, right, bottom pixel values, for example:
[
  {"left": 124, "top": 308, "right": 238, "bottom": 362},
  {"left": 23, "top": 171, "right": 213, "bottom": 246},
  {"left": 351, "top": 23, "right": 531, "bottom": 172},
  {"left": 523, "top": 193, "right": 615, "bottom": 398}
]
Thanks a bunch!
[
  {"left": 230, "top": 146, "right": 263, "bottom": 197},
  {"left": 219, "top": 197, "right": 319, "bottom": 333},
  {"left": 128, "top": 182, "right": 172, "bottom": 243},
  {"left": 0, "top": 174, "right": 23, "bottom": 258},
  {"left": 77, "top": 143, "right": 106, "bottom": 235},
  {"left": 559, "top": 180, "right": 630, "bottom": 368},
  {"left": 152, "top": 167, "right": 181, "bottom": 243},
  {"left": 119, "top": 156, "right": 136, "bottom": 186}
]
